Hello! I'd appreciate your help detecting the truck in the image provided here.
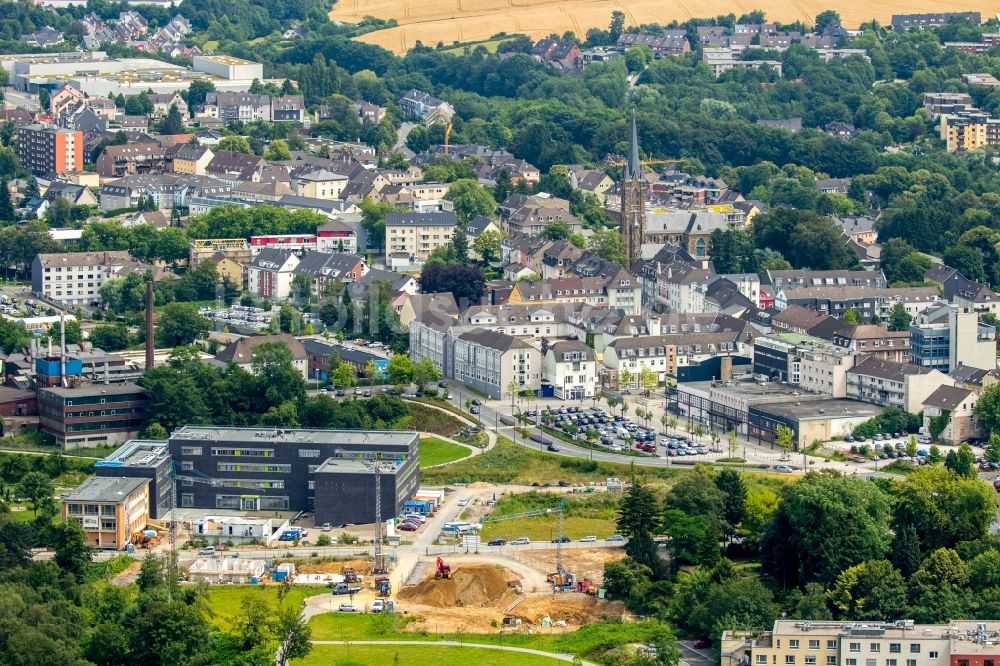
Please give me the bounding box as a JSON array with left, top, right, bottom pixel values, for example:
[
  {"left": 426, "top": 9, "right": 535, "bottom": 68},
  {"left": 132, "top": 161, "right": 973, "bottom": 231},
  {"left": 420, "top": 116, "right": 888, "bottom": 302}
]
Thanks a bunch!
[
  {"left": 375, "top": 576, "right": 391, "bottom": 597},
  {"left": 332, "top": 582, "right": 362, "bottom": 595}
]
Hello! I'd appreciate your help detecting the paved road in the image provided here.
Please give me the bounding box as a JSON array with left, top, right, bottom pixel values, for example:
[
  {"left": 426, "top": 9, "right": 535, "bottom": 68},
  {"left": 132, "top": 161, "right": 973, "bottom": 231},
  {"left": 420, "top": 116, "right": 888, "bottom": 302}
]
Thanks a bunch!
[
  {"left": 310, "top": 640, "right": 599, "bottom": 665},
  {"left": 680, "top": 640, "right": 717, "bottom": 666}
]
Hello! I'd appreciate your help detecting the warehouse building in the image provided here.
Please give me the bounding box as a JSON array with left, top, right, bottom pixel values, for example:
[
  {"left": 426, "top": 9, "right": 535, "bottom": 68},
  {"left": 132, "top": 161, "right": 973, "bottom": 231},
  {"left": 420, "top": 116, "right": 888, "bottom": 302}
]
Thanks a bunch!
[{"left": 168, "top": 426, "right": 420, "bottom": 522}]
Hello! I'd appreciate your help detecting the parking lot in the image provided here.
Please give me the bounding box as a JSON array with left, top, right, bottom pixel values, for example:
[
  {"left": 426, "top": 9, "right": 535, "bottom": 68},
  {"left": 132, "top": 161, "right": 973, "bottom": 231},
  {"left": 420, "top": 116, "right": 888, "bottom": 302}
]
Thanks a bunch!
[{"left": 526, "top": 406, "right": 717, "bottom": 459}]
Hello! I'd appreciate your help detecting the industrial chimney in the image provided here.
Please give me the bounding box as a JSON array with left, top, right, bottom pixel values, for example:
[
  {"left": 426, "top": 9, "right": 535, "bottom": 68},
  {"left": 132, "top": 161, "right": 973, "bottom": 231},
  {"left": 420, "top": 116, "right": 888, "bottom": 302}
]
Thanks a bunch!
[{"left": 145, "top": 280, "right": 154, "bottom": 371}]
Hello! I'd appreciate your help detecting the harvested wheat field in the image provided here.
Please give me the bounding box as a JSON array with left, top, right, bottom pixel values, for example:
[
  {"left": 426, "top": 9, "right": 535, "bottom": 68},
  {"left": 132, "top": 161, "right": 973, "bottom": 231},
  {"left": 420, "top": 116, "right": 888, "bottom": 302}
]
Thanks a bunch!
[
  {"left": 330, "top": 0, "right": 1000, "bottom": 54},
  {"left": 396, "top": 562, "right": 625, "bottom": 632}
]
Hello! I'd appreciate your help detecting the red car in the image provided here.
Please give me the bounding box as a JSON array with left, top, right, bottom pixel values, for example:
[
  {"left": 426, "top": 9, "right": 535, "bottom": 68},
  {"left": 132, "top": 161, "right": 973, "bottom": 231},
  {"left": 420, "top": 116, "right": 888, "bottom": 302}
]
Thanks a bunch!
[
  {"left": 694, "top": 639, "right": 710, "bottom": 649},
  {"left": 398, "top": 522, "right": 419, "bottom": 531}
]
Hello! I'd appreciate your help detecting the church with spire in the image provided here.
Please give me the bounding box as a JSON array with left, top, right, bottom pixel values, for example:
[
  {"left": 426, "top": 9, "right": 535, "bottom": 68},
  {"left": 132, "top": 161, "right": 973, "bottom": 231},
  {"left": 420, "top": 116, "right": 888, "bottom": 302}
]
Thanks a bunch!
[{"left": 619, "top": 112, "right": 646, "bottom": 265}]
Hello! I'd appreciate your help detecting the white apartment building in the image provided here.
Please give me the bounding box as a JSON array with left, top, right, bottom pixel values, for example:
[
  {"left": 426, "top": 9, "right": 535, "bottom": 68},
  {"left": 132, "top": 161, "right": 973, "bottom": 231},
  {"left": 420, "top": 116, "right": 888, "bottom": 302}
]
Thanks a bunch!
[
  {"left": 450, "top": 328, "right": 541, "bottom": 398},
  {"left": 31, "top": 250, "right": 148, "bottom": 307},
  {"left": 543, "top": 340, "right": 598, "bottom": 400},
  {"left": 247, "top": 248, "right": 299, "bottom": 302},
  {"left": 846, "top": 356, "right": 954, "bottom": 413},
  {"left": 384, "top": 212, "right": 455, "bottom": 262}
]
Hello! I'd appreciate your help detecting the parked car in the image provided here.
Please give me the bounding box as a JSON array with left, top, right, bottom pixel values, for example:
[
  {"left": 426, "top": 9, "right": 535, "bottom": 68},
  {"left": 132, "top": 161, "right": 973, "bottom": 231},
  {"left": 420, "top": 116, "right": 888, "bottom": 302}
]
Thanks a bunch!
[
  {"left": 605, "top": 535, "right": 625, "bottom": 543},
  {"left": 338, "top": 604, "right": 358, "bottom": 613},
  {"left": 321, "top": 523, "right": 332, "bottom": 531},
  {"left": 398, "top": 522, "right": 418, "bottom": 531},
  {"left": 547, "top": 444, "right": 561, "bottom": 452},
  {"left": 199, "top": 546, "right": 217, "bottom": 556},
  {"left": 511, "top": 537, "right": 531, "bottom": 545},
  {"left": 470, "top": 405, "right": 480, "bottom": 414},
  {"left": 457, "top": 498, "right": 469, "bottom": 507},
  {"left": 551, "top": 536, "right": 571, "bottom": 543},
  {"left": 438, "top": 381, "right": 448, "bottom": 388},
  {"left": 471, "top": 399, "right": 482, "bottom": 406},
  {"left": 579, "top": 535, "right": 597, "bottom": 543},
  {"left": 363, "top": 390, "right": 372, "bottom": 397},
  {"left": 774, "top": 464, "right": 794, "bottom": 473},
  {"left": 371, "top": 600, "right": 385, "bottom": 613},
  {"left": 354, "top": 387, "right": 362, "bottom": 395},
  {"left": 488, "top": 539, "right": 506, "bottom": 546}
]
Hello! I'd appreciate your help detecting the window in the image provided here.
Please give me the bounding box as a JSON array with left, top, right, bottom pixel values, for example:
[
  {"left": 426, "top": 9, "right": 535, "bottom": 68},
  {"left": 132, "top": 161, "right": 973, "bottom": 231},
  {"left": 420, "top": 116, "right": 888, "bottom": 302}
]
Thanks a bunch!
[
  {"left": 809, "top": 641, "right": 820, "bottom": 650},
  {"left": 757, "top": 657, "right": 767, "bottom": 665},
  {"left": 100, "top": 520, "right": 116, "bottom": 531},
  {"left": 930, "top": 654, "right": 940, "bottom": 661},
  {"left": 786, "top": 657, "right": 795, "bottom": 665},
  {"left": 101, "top": 505, "right": 115, "bottom": 516},
  {"left": 870, "top": 645, "right": 880, "bottom": 653},
  {"left": 827, "top": 658, "right": 836, "bottom": 666},
  {"left": 299, "top": 449, "right": 320, "bottom": 458},
  {"left": 889, "top": 646, "right": 901, "bottom": 654},
  {"left": 181, "top": 461, "right": 193, "bottom": 471},
  {"left": 805, "top": 658, "right": 816, "bottom": 665},
  {"left": 866, "top": 660, "right": 876, "bottom": 666},
  {"left": 181, "top": 494, "right": 193, "bottom": 507},
  {"left": 907, "top": 660, "right": 917, "bottom": 666},
  {"left": 827, "top": 642, "right": 837, "bottom": 651},
  {"left": 847, "top": 660, "right": 857, "bottom": 666},
  {"left": 909, "top": 646, "right": 920, "bottom": 654},
  {"left": 790, "top": 641, "right": 800, "bottom": 650},
  {"left": 850, "top": 644, "right": 861, "bottom": 654},
  {"left": 887, "top": 660, "right": 897, "bottom": 666},
  {"left": 181, "top": 446, "right": 202, "bottom": 456}
]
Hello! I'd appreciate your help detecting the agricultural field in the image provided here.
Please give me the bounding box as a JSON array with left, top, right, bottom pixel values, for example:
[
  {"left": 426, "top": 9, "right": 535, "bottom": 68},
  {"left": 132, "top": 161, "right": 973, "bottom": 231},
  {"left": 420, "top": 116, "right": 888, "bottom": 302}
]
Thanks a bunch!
[
  {"left": 329, "top": 0, "right": 1000, "bottom": 54},
  {"left": 419, "top": 437, "right": 472, "bottom": 467}
]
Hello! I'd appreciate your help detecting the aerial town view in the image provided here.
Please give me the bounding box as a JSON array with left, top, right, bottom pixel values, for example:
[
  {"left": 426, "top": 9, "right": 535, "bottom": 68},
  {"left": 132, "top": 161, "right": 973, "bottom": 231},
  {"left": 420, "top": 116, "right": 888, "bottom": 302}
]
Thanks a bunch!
[{"left": 3, "top": 0, "right": 1000, "bottom": 664}]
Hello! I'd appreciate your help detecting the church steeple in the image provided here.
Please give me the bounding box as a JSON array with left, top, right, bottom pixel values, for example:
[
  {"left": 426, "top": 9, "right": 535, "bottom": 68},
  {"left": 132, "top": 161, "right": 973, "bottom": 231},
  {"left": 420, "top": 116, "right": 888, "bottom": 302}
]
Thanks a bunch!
[
  {"left": 619, "top": 110, "right": 646, "bottom": 266},
  {"left": 626, "top": 110, "right": 642, "bottom": 181}
]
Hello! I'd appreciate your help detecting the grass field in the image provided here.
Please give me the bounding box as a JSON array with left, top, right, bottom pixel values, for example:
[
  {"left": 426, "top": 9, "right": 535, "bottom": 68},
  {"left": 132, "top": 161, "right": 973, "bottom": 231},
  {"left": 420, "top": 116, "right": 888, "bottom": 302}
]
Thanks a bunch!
[
  {"left": 330, "top": 0, "right": 1000, "bottom": 54},
  {"left": 441, "top": 36, "right": 516, "bottom": 54},
  {"left": 405, "top": 403, "right": 466, "bottom": 437},
  {"left": 294, "top": 644, "right": 565, "bottom": 665},
  {"left": 202, "top": 585, "right": 329, "bottom": 630},
  {"left": 305, "top": 614, "right": 674, "bottom": 664},
  {"left": 479, "top": 490, "right": 618, "bottom": 541},
  {"left": 419, "top": 437, "right": 471, "bottom": 467}
]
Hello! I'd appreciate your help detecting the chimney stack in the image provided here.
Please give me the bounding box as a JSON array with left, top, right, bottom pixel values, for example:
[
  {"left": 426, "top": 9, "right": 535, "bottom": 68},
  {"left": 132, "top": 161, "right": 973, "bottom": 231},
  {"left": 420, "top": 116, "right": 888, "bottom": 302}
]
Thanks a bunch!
[{"left": 145, "top": 280, "right": 154, "bottom": 371}]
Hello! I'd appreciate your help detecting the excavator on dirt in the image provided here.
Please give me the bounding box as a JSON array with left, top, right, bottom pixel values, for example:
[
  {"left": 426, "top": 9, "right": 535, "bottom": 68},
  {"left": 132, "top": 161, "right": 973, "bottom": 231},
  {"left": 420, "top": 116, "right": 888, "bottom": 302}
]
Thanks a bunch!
[{"left": 435, "top": 556, "right": 453, "bottom": 580}]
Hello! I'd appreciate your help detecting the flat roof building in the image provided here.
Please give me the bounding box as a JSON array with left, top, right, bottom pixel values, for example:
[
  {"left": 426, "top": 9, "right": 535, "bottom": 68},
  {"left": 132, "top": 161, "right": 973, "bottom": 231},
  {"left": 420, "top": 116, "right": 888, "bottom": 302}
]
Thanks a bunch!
[
  {"left": 94, "top": 440, "right": 172, "bottom": 519},
  {"left": 38, "top": 382, "right": 147, "bottom": 450},
  {"left": 61, "top": 476, "right": 150, "bottom": 550},
  {"left": 168, "top": 426, "right": 420, "bottom": 523}
]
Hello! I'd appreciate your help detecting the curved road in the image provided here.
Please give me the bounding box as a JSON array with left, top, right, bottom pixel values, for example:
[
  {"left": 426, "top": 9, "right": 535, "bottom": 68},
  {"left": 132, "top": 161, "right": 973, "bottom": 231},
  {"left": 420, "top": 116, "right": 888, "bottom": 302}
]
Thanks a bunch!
[{"left": 310, "top": 640, "right": 599, "bottom": 665}]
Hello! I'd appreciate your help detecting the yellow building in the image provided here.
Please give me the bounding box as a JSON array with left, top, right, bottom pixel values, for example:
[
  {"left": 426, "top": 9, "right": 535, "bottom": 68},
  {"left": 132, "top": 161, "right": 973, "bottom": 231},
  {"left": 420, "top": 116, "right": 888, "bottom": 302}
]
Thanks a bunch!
[
  {"left": 61, "top": 476, "right": 150, "bottom": 550},
  {"left": 940, "top": 113, "right": 988, "bottom": 152},
  {"left": 293, "top": 169, "right": 348, "bottom": 200},
  {"left": 170, "top": 144, "right": 214, "bottom": 175},
  {"left": 211, "top": 254, "right": 244, "bottom": 287}
]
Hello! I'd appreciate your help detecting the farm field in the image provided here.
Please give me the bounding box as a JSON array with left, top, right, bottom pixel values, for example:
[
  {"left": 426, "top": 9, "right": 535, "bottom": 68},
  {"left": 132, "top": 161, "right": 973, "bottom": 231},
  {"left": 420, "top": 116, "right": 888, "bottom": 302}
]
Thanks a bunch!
[{"left": 330, "top": 0, "right": 1000, "bottom": 54}]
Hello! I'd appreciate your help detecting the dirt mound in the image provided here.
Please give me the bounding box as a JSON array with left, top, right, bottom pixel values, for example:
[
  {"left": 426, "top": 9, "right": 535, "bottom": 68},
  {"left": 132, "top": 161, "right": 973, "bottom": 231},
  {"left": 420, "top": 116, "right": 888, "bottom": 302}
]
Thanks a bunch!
[
  {"left": 296, "top": 559, "right": 370, "bottom": 575},
  {"left": 398, "top": 564, "right": 516, "bottom": 608},
  {"left": 511, "top": 595, "right": 627, "bottom": 626}
]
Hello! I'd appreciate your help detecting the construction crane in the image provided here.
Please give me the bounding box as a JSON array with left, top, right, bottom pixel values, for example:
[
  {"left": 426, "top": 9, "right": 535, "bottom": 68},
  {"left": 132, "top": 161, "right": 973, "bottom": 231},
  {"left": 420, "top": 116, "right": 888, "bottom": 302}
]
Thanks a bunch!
[
  {"left": 335, "top": 449, "right": 396, "bottom": 574},
  {"left": 607, "top": 158, "right": 686, "bottom": 169},
  {"left": 482, "top": 496, "right": 571, "bottom": 589},
  {"left": 166, "top": 462, "right": 228, "bottom": 593}
]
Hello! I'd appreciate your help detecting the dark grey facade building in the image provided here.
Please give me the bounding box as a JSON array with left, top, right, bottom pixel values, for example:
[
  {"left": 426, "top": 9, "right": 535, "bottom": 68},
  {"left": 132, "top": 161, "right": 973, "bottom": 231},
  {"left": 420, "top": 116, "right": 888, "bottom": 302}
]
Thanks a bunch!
[
  {"left": 168, "top": 427, "right": 420, "bottom": 521},
  {"left": 94, "top": 440, "right": 173, "bottom": 519}
]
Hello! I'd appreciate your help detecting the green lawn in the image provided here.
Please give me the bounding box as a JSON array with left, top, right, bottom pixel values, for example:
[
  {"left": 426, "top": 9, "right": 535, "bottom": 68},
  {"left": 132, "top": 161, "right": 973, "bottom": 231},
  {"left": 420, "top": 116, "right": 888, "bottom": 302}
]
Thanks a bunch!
[
  {"left": 419, "top": 437, "right": 471, "bottom": 467},
  {"left": 440, "top": 36, "right": 516, "bottom": 54},
  {"left": 293, "top": 644, "right": 565, "bottom": 665},
  {"left": 477, "top": 490, "right": 619, "bottom": 542},
  {"left": 405, "top": 403, "right": 466, "bottom": 437},
  {"left": 305, "top": 615, "right": 674, "bottom": 664},
  {"left": 202, "top": 585, "right": 329, "bottom": 630},
  {"left": 479, "top": 516, "right": 617, "bottom": 542}
]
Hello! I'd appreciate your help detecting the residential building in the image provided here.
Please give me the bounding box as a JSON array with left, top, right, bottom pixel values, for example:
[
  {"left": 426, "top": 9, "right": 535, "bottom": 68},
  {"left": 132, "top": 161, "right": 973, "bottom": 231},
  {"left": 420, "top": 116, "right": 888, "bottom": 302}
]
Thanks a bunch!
[
  {"left": 247, "top": 248, "right": 299, "bottom": 301},
  {"left": 95, "top": 143, "right": 167, "bottom": 179},
  {"left": 39, "top": 383, "right": 147, "bottom": 449},
  {"left": 292, "top": 251, "right": 366, "bottom": 298},
  {"left": 17, "top": 124, "right": 83, "bottom": 176},
  {"left": 846, "top": 356, "right": 954, "bottom": 413},
  {"left": 543, "top": 340, "right": 598, "bottom": 400},
  {"left": 753, "top": 332, "right": 855, "bottom": 397},
  {"left": 168, "top": 144, "right": 213, "bottom": 174},
  {"left": 215, "top": 334, "right": 308, "bottom": 379},
  {"left": 703, "top": 48, "right": 782, "bottom": 77},
  {"left": 922, "top": 385, "right": 981, "bottom": 445},
  {"left": 408, "top": 307, "right": 457, "bottom": 377},
  {"left": 189, "top": 238, "right": 251, "bottom": 273},
  {"left": 61, "top": 476, "right": 149, "bottom": 549},
  {"left": 832, "top": 325, "right": 911, "bottom": 363},
  {"left": 31, "top": 250, "right": 150, "bottom": 307},
  {"left": 399, "top": 292, "right": 458, "bottom": 328},
  {"left": 384, "top": 212, "right": 455, "bottom": 262},
  {"left": 316, "top": 219, "right": 358, "bottom": 254},
  {"left": 99, "top": 173, "right": 230, "bottom": 211},
  {"left": 451, "top": 328, "right": 541, "bottom": 397},
  {"left": 616, "top": 32, "right": 690, "bottom": 57},
  {"left": 168, "top": 426, "right": 420, "bottom": 525},
  {"left": 722, "top": 620, "right": 999, "bottom": 666},
  {"left": 399, "top": 89, "right": 455, "bottom": 125},
  {"left": 950, "top": 307, "right": 997, "bottom": 371},
  {"left": 603, "top": 336, "right": 679, "bottom": 390},
  {"left": 767, "top": 269, "right": 886, "bottom": 290},
  {"left": 291, "top": 168, "right": 348, "bottom": 200},
  {"left": 892, "top": 12, "right": 981, "bottom": 32},
  {"left": 93, "top": 439, "right": 172, "bottom": 519},
  {"left": 249, "top": 234, "right": 318, "bottom": 257},
  {"left": 149, "top": 92, "right": 187, "bottom": 117}
]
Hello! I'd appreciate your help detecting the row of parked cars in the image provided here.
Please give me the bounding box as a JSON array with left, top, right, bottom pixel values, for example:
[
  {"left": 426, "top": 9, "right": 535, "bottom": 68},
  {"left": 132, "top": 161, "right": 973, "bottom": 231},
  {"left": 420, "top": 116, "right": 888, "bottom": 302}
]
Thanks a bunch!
[
  {"left": 663, "top": 436, "right": 709, "bottom": 457},
  {"left": 485, "top": 535, "right": 625, "bottom": 546},
  {"left": 396, "top": 512, "right": 427, "bottom": 532}
]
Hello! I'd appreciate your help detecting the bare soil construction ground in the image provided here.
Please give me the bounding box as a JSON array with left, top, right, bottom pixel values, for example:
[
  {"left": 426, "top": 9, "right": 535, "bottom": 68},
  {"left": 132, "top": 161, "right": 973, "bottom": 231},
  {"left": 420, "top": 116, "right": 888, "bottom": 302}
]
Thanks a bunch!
[
  {"left": 330, "top": 0, "right": 1000, "bottom": 54},
  {"left": 514, "top": 547, "right": 625, "bottom": 585},
  {"left": 395, "top": 560, "right": 625, "bottom": 633},
  {"left": 295, "top": 558, "right": 372, "bottom": 575}
]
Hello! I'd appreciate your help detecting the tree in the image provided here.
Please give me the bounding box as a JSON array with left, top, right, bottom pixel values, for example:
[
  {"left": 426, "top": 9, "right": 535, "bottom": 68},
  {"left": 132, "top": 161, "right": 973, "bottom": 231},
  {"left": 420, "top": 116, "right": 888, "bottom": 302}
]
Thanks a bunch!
[
  {"left": 829, "top": 559, "right": 907, "bottom": 620},
  {"left": 218, "top": 135, "right": 252, "bottom": 154},
  {"left": 887, "top": 302, "right": 912, "bottom": 331},
  {"left": 386, "top": 354, "right": 414, "bottom": 386},
  {"left": 17, "top": 471, "right": 52, "bottom": 513},
  {"left": 418, "top": 263, "right": 486, "bottom": 306},
  {"left": 447, "top": 179, "right": 496, "bottom": 225},
  {"left": 762, "top": 473, "right": 892, "bottom": 588},
  {"left": 127, "top": 597, "right": 213, "bottom": 666},
  {"left": 0, "top": 180, "right": 13, "bottom": 223},
  {"left": 46, "top": 196, "right": 72, "bottom": 228},
  {"left": 774, "top": 425, "right": 794, "bottom": 457},
  {"left": 52, "top": 519, "right": 93, "bottom": 582},
  {"left": 843, "top": 308, "right": 860, "bottom": 325},
  {"left": 540, "top": 219, "right": 572, "bottom": 241},
  {"left": 156, "top": 302, "right": 209, "bottom": 347},
  {"left": 975, "top": 383, "right": 1000, "bottom": 435},
  {"left": 186, "top": 80, "right": 215, "bottom": 111},
  {"left": 909, "top": 548, "right": 973, "bottom": 623},
  {"left": 359, "top": 197, "right": 397, "bottom": 251},
  {"left": 89, "top": 322, "right": 130, "bottom": 351},
  {"left": 159, "top": 103, "right": 185, "bottom": 135},
  {"left": 251, "top": 342, "right": 306, "bottom": 411},
  {"left": 727, "top": 430, "right": 739, "bottom": 458},
  {"left": 264, "top": 139, "right": 292, "bottom": 161},
  {"left": 891, "top": 466, "right": 995, "bottom": 554},
  {"left": 944, "top": 443, "right": 977, "bottom": 478},
  {"left": 47, "top": 318, "right": 82, "bottom": 345},
  {"left": 618, "top": 478, "right": 663, "bottom": 575},
  {"left": 609, "top": 10, "right": 626, "bottom": 42},
  {"left": 275, "top": 605, "right": 312, "bottom": 666},
  {"left": 619, "top": 367, "right": 632, "bottom": 391},
  {"left": 715, "top": 469, "right": 747, "bottom": 536},
  {"left": 814, "top": 10, "right": 841, "bottom": 32},
  {"left": 137, "top": 553, "right": 165, "bottom": 592},
  {"left": 236, "top": 594, "right": 272, "bottom": 650},
  {"left": 413, "top": 357, "right": 441, "bottom": 390},
  {"left": 473, "top": 229, "right": 504, "bottom": 264},
  {"left": 331, "top": 363, "right": 356, "bottom": 389},
  {"left": 588, "top": 229, "right": 628, "bottom": 266}
]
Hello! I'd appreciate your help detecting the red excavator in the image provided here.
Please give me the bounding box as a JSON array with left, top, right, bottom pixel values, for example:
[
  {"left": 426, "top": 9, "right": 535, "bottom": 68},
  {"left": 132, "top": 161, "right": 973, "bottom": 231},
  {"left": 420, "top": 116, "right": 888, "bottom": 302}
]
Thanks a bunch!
[{"left": 435, "top": 556, "right": 452, "bottom": 580}]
